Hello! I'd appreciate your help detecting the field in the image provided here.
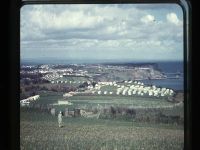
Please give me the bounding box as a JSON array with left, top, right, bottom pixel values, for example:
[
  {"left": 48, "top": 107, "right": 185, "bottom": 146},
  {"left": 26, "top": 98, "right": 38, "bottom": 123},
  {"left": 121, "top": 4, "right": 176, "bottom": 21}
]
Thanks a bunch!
[
  {"left": 20, "top": 69, "right": 184, "bottom": 149},
  {"left": 33, "top": 91, "right": 178, "bottom": 108},
  {"left": 26, "top": 91, "right": 183, "bottom": 124},
  {"left": 20, "top": 111, "right": 184, "bottom": 150},
  {"left": 67, "top": 95, "right": 175, "bottom": 107}
]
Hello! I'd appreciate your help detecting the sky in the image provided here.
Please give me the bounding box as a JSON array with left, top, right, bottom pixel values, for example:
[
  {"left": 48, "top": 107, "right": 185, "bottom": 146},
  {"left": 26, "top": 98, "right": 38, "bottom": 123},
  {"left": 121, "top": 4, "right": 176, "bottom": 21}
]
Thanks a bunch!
[{"left": 20, "top": 4, "right": 183, "bottom": 62}]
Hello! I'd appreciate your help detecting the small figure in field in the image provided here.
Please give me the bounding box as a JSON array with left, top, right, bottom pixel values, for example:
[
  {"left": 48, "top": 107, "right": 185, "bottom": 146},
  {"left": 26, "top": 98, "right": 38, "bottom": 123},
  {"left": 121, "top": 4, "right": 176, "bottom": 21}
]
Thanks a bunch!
[{"left": 58, "top": 111, "right": 63, "bottom": 128}]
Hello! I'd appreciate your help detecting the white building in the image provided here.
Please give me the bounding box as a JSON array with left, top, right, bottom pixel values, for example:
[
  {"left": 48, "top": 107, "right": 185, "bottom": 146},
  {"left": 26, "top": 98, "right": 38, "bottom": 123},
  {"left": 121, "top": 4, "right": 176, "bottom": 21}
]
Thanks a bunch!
[
  {"left": 58, "top": 100, "right": 72, "bottom": 105},
  {"left": 63, "top": 93, "right": 73, "bottom": 97},
  {"left": 122, "top": 90, "right": 127, "bottom": 95},
  {"left": 132, "top": 90, "right": 136, "bottom": 95}
]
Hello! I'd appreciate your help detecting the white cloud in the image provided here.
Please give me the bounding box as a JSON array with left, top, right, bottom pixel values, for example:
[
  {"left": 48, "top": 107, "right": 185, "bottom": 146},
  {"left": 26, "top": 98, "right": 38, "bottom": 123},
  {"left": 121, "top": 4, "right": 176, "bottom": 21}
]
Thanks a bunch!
[
  {"left": 166, "top": 12, "right": 182, "bottom": 26},
  {"left": 29, "top": 9, "right": 104, "bottom": 30},
  {"left": 140, "top": 14, "right": 155, "bottom": 24},
  {"left": 21, "top": 4, "right": 183, "bottom": 61}
]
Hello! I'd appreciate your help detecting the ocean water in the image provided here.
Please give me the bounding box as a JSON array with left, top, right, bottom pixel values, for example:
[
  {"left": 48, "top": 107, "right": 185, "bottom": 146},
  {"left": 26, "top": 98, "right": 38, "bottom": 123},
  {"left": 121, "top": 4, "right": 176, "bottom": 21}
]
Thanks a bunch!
[
  {"left": 157, "top": 61, "right": 183, "bottom": 73},
  {"left": 141, "top": 78, "right": 184, "bottom": 91},
  {"left": 144, "top": 61, "right": 184, "bottom": 91}
]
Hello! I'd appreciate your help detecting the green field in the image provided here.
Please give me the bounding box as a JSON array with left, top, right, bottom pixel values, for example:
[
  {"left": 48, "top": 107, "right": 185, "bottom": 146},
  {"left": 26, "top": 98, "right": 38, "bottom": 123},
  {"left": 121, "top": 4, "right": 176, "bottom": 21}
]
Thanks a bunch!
[
  {"left": 100, "top": 85, "right": 117, "bottom": 92},
  {"left": 20, "top": 111, "right": 184, "bottom": 150},
  {"left": 36, "top": 91, "right": 64, "bottom": 104},
  {"left": 29, "top": 91, "right": 183, "bottom": 119},
  {"left": 33, "top": 91, "right": 178, "bottom": 109},
  {"left": 67, "top": 95, "right": 174, "bottom": 107},
  {"left": 21, "top": 90, "right": 184, "bottom": 149},
  {"left": 34, "top": 91, "right": 172, "bottom": 105}
]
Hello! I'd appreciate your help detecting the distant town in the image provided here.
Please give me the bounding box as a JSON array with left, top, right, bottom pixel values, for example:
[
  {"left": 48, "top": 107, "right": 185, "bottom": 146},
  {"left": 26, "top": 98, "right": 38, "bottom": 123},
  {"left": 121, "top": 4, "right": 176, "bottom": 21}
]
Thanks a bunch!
[
  {"left": 21, "top": 63, "right": 167, "bottom": 83},
  {"left": 20, "top": 63, "right": 183, "bottom": 107}
]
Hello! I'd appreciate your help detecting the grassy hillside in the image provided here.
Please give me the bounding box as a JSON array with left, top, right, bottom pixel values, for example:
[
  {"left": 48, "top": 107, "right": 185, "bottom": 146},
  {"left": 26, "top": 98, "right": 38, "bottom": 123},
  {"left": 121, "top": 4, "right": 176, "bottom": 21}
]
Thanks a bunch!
[{"left": 20, "top": 111, "right": 184, "bottom": 150}]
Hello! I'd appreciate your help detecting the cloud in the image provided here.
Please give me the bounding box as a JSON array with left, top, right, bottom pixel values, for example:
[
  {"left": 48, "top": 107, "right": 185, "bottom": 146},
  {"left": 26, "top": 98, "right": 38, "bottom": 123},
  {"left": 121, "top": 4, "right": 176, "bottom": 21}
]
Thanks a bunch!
[
  {"left": 30, "top": 9, "right": 105, "bottom": 30},
  {"left": 140, "top": 14, "right": 155, "bottom": 24},
  {"left": 21, "top": 4, "right": 183, "bottom": 61},
  {"left": 166, "top": 12, "right": 182, "bottom": 26}
]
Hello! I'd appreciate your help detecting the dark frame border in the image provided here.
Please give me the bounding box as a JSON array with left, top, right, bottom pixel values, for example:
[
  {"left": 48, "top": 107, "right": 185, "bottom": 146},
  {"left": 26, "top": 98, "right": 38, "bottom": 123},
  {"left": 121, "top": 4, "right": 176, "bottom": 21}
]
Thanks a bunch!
[
  {"left": 21, "top": 0, "right": 185, "bottom": 4},
  {"left": 9, "top": 0, "right": 191, "bottom": 150}
]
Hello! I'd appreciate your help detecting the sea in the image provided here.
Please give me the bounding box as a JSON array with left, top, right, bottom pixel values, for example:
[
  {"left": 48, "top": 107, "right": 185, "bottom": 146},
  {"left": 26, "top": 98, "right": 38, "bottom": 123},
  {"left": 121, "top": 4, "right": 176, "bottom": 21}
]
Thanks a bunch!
[
  {"left": 141, "top": 61, "right": 184, "bottom": 91},
  {"left": 21, "top": 59, "right": 184, "bottom": 91}
]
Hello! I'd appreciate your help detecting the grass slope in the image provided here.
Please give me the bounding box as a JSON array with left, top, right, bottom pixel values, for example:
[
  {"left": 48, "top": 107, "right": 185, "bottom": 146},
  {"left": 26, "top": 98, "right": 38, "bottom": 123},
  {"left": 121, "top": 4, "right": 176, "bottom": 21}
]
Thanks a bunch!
[{"left": 20, "top": 111, "right": 184, "bottom": 150}]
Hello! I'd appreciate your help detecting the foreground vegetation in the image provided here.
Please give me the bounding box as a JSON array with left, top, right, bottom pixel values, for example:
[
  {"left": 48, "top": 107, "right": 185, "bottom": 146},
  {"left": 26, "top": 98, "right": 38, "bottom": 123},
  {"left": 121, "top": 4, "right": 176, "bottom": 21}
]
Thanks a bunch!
[
  {"left": 22, "top": 91, "right": 183, "bottom": 124},
  {"left": 20, "top": 63, "right": 184, "bottom": 149},
  {"left": 20, "top": 111, "right": 184, "bottom": 150}
]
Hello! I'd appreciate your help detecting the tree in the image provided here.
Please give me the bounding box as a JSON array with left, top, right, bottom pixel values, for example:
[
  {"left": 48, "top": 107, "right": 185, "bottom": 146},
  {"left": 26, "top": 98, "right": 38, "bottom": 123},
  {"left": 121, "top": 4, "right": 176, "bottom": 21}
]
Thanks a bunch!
[
  {"left": 91, "top": 82, "right": 97, "bottom": 87},
  {"left": 79, "top": 82, "right": 88, "bottom": 88}
]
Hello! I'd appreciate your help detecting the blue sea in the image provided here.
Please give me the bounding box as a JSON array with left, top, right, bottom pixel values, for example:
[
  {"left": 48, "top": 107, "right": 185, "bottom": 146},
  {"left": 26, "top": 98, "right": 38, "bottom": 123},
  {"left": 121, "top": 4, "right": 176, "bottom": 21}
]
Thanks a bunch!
[
  {"left": 157, "top": 61, "right": 183, "bottom": 74},
  {"left": 141, "top": 78, "right": 183, "bottom": 91},
  {"left": 142, "top": 61, "right": 184, "bottom": 91}
]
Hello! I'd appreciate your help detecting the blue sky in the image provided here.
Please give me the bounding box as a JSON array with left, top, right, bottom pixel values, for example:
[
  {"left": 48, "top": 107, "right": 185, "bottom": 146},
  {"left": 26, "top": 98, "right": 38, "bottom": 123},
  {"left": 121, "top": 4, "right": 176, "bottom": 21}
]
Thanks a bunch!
[{"left": 20, "top": 4, "right": 183, "bottom": 62}]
